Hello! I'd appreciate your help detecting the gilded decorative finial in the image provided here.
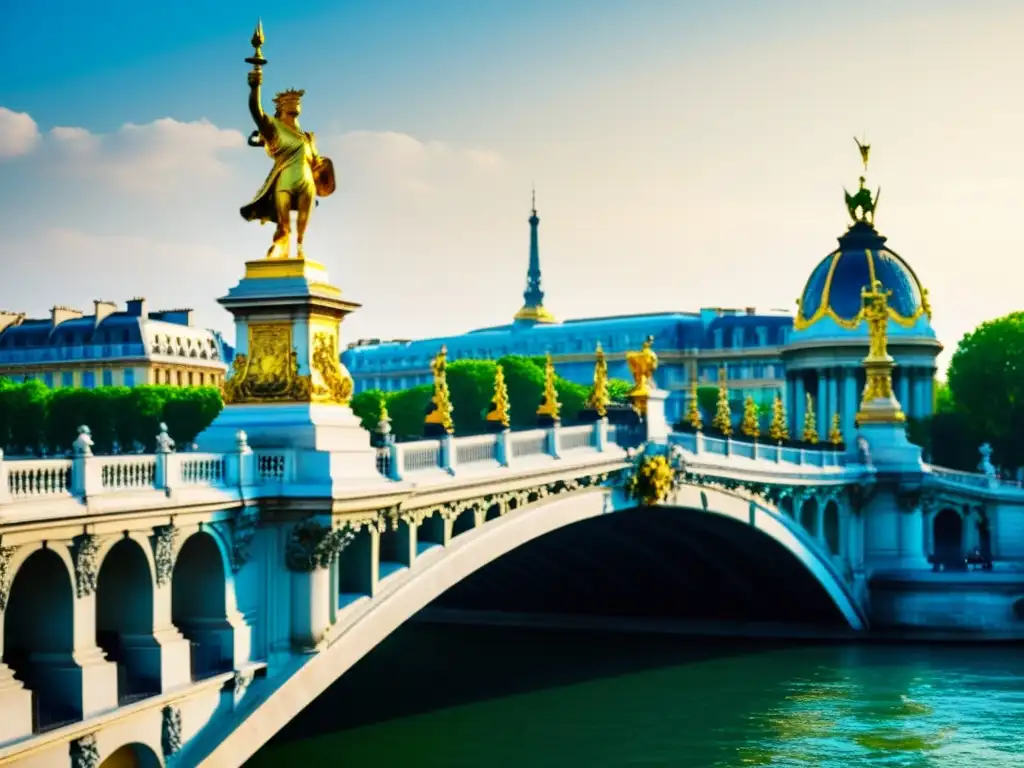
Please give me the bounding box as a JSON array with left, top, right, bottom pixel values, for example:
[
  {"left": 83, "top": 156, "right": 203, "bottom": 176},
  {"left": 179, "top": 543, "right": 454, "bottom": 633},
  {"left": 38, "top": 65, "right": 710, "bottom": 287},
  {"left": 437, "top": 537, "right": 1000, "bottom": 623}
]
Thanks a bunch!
[
  {"left": 856, "top": 279, "right": 906, "bottom": 425},
  {"left": 536, "top": 352, "right": 561, "bottom": 421},
  {"left": 768, "top": 393, "right": 789, "bottom": 442},
  {"left": 424, "top": 345, "right": 454, "bottom": 433},
  {"left": 740, "top": 395, "right": 760, "bottom": 440},
  {"left": 686, "top": 379, "right": 703, "bottom": 431},
  {"left": 712, "top": 367, "right": 732, "bottom": 436},
  {"left": 802, "top": 393, "right": 819, "bottom": 444},
  {"left": 486, "top": 364, "right": 511, "bottom": 429},
  {"left": 586, "top": 342, "right": 611, "bottom": 418},
  {"left": 829, "top": 412, "right": 843, "bottom": 445}
]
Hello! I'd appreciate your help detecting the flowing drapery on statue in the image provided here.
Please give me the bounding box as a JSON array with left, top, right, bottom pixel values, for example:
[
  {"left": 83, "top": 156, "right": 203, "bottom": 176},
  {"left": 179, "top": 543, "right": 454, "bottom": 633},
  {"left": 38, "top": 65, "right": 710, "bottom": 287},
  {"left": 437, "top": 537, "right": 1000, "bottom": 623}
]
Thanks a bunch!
[{"left": 240, "top": 23, "right": 336, "bottom": 260}]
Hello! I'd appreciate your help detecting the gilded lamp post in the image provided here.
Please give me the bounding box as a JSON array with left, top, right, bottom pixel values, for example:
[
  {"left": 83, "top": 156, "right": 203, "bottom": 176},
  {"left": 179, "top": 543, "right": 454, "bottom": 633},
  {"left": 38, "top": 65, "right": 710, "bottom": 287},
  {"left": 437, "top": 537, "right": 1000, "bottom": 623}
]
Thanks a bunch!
[{"left": 240, "top": 21, "right": 336, "bottom": 260}]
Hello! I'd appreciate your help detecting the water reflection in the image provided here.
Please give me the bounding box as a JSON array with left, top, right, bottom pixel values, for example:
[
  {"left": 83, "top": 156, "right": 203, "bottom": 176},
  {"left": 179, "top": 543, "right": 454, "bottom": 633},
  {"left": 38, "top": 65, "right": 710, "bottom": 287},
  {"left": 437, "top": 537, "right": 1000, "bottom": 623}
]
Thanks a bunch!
[{"left": 254, "top": 628, "right": 1024, "bottom": 768}]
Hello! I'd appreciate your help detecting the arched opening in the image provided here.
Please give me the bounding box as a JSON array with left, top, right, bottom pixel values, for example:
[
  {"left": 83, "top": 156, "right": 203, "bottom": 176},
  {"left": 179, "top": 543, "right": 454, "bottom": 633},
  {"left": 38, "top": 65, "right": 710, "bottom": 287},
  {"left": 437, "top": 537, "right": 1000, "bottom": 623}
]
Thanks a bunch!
[
  {"left": 4, "top": 548, "right": 77, "bottom": 729},
  {"left": 485, "top": 503, "right": 502, "bottom": 522},
  {"left": 452, "top": 507, "right": 476, "bottom": 537},
  {"left": 822, "top": 500, "right": 841, "bottom": 555},
  {"left": 172, "top": 532, "right": 231, "bottom": 680},
  {"left": 96, "top": 538, "right": 159, "bottom": 703},
  {"left": 933, "top": 508, "right": 964, "bottom": 571},
  {"left": 779, "top": 496, "right": 794, "bottom": 518},
  {"left": 379, "top": 523, "right": 412, "bottom": 576},
  {"left": 98, "top": 742, "right": 162, "bottom": 768},
  {"left": 799, "top": 497, "right": 818, "bottom": 537}
]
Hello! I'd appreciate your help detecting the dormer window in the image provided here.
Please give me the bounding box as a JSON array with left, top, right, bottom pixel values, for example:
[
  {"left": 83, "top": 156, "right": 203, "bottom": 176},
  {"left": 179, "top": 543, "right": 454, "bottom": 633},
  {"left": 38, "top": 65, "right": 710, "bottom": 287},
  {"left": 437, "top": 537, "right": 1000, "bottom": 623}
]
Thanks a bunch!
[
  {"left": 756, "top": 326, "right": 767, "bottom": 345},
  {"left": 713, "top": 329, "right": 723, "bottom": 349},
  {"left": 732, "top": 329, "right": 743, "bottom": 348}
]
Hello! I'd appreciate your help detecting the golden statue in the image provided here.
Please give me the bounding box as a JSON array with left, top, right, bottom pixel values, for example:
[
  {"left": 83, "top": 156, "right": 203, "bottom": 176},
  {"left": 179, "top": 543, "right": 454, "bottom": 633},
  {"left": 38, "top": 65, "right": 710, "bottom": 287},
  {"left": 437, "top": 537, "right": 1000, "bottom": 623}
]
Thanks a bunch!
[
  {"left": 626, "top": 336, "right": 658, "bottom": 415},
  {"left": 586, "top": 343, "right": 610, "bottom": 418},
  {"left": 536, "top": 352, "right": 562, "bottom": 421},
  {"left": 844, "top": 137, "right": 881, "bottom": 226},
  {"left": 856, "top": 279, "right": 905, "bottom": 423},
  {"left": 424, "top": 346, "right": 454, "bottom": 433},
  {"left": 486, "top": 364, "right": 511, "bottom": 428},
  {"left": 240, "top": 22, "right": 336, "bottom": 260}
]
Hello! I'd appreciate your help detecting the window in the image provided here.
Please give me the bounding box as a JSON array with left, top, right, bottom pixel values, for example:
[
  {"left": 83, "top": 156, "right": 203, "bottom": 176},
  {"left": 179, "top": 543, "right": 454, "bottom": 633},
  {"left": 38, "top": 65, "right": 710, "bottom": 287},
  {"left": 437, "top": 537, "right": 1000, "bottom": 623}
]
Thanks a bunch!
[
  {"left": 83, "top": 371, "right": 96, "bottom": 388},
  {"left": 713, "top": 329, "right": 723, "bottom": 349},
  {"left": 43, "top": 372, "right": 54, "bottom": 388},
  {"left": 188, "top": 371, "right": 194, "bottom": 386},
  {"left": 176, "top": 371, "right": 182, "bottom": 386},
  {"left": 62, "top": 371, "right": 73, "bottom": 387},
  {"left": 102, "top": 369, "right": 113, "bottom": 387},
  {"left": 124, "top": 368, "right": 135, "bottom": 387}
]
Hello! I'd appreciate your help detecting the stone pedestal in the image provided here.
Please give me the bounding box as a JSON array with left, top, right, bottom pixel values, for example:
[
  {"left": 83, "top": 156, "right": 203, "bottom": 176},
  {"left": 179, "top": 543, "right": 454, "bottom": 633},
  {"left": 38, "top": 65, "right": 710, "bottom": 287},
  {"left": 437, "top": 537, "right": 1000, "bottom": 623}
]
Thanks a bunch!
[
  {"left": 196, "top": 257, "right": 380, "bottom": 483},
  {"left": 0, "top": 664, "right": 33, "bottom": 745},
  {"left": 640, "top": 388, "right": 671, "bottom": 444},
  {"left": 120, "top": 628, "right": 193, "bottom": 694}
]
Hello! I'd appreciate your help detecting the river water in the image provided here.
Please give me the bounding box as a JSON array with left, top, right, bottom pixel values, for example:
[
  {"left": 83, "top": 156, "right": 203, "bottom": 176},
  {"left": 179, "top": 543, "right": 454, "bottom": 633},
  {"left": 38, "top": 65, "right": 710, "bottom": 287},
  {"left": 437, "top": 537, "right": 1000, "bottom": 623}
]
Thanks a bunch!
[{"left": 251, "top": 622, "right": 1024, "bottom": 767}]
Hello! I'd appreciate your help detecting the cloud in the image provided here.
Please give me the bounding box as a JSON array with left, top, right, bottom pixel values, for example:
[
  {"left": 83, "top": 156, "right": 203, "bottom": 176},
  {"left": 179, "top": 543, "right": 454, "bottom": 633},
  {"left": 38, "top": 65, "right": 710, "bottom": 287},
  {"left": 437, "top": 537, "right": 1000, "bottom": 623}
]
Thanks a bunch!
[
  {"left": 325, "top": 130, "right": 503, "bottom": 196},
  {"left": 45, "top": 117, "right": 247, "bottom": 193},
  {"left": 0, "top": 107, "right": 40, "bottom": 158}
]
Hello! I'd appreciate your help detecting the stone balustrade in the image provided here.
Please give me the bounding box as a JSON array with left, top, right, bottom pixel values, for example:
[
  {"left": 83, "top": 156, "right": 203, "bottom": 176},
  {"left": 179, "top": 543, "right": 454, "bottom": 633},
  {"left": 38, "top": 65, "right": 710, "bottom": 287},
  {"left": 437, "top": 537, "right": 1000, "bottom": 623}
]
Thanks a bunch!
[{"left": 668, "top": 431, "right": 847, "bottom": 467}]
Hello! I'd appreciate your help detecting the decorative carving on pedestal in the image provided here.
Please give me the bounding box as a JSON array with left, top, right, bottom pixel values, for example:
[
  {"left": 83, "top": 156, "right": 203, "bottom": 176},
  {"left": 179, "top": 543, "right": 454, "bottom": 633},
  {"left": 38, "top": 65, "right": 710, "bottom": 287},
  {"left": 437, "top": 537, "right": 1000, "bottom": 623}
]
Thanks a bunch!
[
  {"left": 233, "top": 669, "right": 255, "bottom": 697},
  {"left": 231, "top": 508, "right": 260, "bottom": 572},
  {"left": 0, "top": 544, "right": 16, "bottom": 612},
  {"left": 69, "top": 733, "right": 101, "bottom": 768},
  {"left": 161, "top": 704, "right": 183, "bottom": 757},
  {"left": 310, "top": 330, "right": 354, "bottom": 405},
  {"left": 153, "top": 525, "right": 179, "bottom": 587},
  {"left": 285, "top": 519, "right": 356, "bottom": 572},
  {"left": 72, "top": 534, "right": 101, "bottom": 598},
  {"left": 223, "top": 324, "right": 312, "bottom": 405}
]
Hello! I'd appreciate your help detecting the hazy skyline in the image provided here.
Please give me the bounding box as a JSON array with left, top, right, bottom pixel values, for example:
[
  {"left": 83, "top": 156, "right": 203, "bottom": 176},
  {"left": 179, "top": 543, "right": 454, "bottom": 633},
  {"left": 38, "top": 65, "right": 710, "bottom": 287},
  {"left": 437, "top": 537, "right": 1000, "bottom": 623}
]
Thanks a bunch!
[{"left": 3, "top": 0, "right": 1023, "bottom": 374}]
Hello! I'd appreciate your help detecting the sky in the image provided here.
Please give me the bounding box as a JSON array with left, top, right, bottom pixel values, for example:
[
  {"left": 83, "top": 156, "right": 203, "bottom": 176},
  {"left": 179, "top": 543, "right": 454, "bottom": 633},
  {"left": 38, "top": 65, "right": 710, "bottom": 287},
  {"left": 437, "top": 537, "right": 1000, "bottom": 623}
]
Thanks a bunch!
[{"left": 2, "top": 0, "right": 1023, "bottom": 375}]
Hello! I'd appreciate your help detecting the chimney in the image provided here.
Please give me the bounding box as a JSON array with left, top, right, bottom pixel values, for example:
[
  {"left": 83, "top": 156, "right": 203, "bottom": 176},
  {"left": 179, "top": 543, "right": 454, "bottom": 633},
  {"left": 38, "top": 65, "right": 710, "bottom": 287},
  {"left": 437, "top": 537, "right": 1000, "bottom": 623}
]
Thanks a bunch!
[
  {"left": 51, "top": 305, "right": 84, "bottom": 328},
  {"left": 93, "top": 299, "right": 118, "bottom": 327},
  {"left": 126, "top": 297, "right": 147, "bottom": 317},
  {"left": 746, "top": 307, "right": 756, "bottom": 315},
  {"left": 0, "top": 312, "right": 25, "bottom": 334}
]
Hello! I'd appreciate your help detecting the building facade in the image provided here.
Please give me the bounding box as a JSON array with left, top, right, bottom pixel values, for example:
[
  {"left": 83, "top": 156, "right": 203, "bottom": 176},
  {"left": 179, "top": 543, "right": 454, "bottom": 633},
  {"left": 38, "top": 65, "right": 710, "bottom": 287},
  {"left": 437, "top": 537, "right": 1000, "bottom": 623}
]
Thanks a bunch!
[
  {"left": 342, "top": 154, "right": 940, "bottom": 439},
  {"left": 0, "top": 298, "right": 233, "bottom": 389}
]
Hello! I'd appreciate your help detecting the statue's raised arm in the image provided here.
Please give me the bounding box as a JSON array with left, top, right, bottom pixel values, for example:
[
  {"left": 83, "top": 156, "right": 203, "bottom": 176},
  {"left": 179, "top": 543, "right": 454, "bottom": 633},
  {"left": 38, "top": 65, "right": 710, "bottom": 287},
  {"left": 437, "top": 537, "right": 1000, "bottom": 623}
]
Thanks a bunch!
[{"left": 247, "top": 69, "right": 273, "bottom": 141}]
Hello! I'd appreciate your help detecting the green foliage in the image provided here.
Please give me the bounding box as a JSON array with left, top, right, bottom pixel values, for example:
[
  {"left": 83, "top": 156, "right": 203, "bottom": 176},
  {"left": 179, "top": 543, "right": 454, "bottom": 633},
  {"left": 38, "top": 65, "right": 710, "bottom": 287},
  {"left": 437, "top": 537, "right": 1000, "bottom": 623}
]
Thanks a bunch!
[
  {"left": 697, "top": 386, "right": 719, "bottom": 417},
  {"left": 496, "top": 355, "right": 546, "bottom": 429},
  {"left": 607, "top": 378, "right": 633, "bottom": 404},
  {"left": 555, "top": 379, "right": 590, "bottom": 421},
  {"left": 947, "top": 312, "right": 1024, "bottom": 468},
  {"left": 351, "top": 389, "right": 387, "bottom": 432},
  {"left": 385, "top": 384, "right": 434, "bottom": 440},
  {"left": 0, "top": 381, "right": 223, "bottom": 455},
  {"left": 447, "top": 360, "right": 498, "bottom": 435}
]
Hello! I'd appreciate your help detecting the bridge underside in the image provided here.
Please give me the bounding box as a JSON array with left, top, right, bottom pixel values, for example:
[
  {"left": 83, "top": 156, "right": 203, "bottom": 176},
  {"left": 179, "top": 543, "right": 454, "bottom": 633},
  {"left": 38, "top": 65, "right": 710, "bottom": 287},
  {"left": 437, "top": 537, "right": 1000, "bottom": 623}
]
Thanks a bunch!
[{"left": 431, "top": 505, "right": 849, "bottom": 626}]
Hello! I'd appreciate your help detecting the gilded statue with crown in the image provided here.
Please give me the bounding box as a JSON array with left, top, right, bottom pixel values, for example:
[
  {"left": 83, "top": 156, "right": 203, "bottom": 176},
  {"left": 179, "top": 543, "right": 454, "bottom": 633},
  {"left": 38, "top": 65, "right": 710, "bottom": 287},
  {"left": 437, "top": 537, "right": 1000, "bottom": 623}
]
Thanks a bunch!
[{"left": 239, "top": 22, "right": 336, "bottom": 260}]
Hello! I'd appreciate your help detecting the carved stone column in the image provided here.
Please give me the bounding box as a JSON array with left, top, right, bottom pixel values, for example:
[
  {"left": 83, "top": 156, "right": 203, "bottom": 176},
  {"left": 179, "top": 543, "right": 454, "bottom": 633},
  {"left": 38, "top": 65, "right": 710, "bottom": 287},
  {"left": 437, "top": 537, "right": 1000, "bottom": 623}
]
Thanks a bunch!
[{"left": 286, "top": 519, "right": 355, "bottom": 650}]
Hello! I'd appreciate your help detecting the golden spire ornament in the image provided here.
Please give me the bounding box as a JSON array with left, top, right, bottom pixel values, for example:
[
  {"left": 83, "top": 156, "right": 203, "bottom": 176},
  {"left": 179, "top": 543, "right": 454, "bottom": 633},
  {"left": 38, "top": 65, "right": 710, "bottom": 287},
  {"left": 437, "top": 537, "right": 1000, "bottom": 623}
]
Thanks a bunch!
[
  {"left": 769, "top": 393, "right": 789, "bottom": 442},
  {"left": 686, "top": 379, "right": 703, "bottom": 431},
  {"left": 424, "top": 345, "right": 454, "bottom": 434},
  {"left": 829, "top": 412, "right": 843, "bottom": 445},
  {"left": 856, "top": 278, "right": 906, "bottom": 424},
  {"left": 802, "top": 393, "right": 819, "bottom": 444},
  {"left": 536, "top": 352, "right": 562, "bottom": 422},
  {"left": 486, "top": 364, "right": 511, "bottom": 429},
  {"left": 712, "top": 367, "right": 732, "bottom": 436},
  {"left": 586, "top": 343, "right": 611, "bottom": 417},
  {"left": 740, "top": 395, "right": 760, "bottom": 439}
]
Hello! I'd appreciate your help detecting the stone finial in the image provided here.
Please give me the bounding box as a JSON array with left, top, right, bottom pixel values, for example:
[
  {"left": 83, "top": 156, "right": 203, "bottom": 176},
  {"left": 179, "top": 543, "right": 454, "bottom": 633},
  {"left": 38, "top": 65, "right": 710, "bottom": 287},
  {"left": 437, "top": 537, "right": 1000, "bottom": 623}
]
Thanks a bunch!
[
  {"left": 155, "top": 423, "right": 176, "bottom": 454},
  {"left": 978, "top": 443, "right": 996, "bottom": 477},
  {"left": 235, "top": 429, "right": 251, "bottom": 453},
  {"left": 73, "top": 425, "right": 94, "bottom": 457}
]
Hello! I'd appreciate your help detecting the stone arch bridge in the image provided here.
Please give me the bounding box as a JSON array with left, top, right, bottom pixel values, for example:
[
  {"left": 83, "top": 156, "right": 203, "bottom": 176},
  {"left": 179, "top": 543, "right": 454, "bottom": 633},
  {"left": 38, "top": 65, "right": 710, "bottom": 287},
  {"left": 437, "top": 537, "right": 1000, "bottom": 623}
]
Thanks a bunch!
[{"left": 0, "top": 419, "right": 1021, "bottom": 767}]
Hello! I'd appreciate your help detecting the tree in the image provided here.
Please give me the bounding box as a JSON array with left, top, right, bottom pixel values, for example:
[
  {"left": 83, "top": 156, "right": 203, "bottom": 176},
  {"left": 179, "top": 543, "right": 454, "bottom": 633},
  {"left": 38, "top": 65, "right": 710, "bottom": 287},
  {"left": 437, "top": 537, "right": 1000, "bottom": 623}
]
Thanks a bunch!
[
  {"left": 607, "top": 378, "right": 633, "bottom": 404},
  {"left": 740, "top": 395, "right": 760, "bottom": 439},
  {"left": 947, "top": 312, "right": 1024, "bottom": 467},
  {"left": 769, "top": 394, "right": 789, "bottom": 442},
  {"left": 385, "top": 384, "right": 434, "bottom": 440},
  {"left": 351, "top": 388, "right": 388, "bottom": 433},
  {"left": 802, "top": 393, "right": 819, "bottom": 444},
  {"left": 163, "top": 387, "right": 223, "bottom": 447},
  {"left": 697, "top": 386, "right": 719, "bottom": 419},
  {"left": 496, "top": 355, "right": 546, "bottom": 429},
  {"left": 447, "top": 360, "right": 498, "bottom": 435}
]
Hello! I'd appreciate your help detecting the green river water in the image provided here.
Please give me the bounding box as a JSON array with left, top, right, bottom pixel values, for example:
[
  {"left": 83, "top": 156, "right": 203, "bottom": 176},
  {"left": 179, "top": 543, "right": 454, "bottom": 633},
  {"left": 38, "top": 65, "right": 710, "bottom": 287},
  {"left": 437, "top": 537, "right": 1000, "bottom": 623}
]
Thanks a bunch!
[{"left": 251, "top": 623, "right": 1024, "bottom": 767}]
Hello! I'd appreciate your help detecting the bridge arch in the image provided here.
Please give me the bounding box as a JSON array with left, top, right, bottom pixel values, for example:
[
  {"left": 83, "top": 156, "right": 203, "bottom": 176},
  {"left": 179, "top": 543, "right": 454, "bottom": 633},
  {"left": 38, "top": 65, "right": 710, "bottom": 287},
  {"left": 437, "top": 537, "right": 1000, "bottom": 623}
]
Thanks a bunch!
[
  {"left": 799, "top": 495, "right": 819, "bottom": 537},
  {"left": 99, "top": 741, "right": 162, "bottom": 768},
  {"left": 171, "top": 527, "right": 245, "bottom": 678},
  {"left": 822, "top": 499, "right": 841, "bottom": 555},
  {"left": 932, "top": 507, "right": 965, "bottom": 569},
  {"left": 209, "top": 482, "right": 865, "bottom": 765},
  {"left": 2, "top": 544, "right": 78, "bottom": 727},
  {"left": 96, "top": 535, "right": 158, "bottom": 702}
]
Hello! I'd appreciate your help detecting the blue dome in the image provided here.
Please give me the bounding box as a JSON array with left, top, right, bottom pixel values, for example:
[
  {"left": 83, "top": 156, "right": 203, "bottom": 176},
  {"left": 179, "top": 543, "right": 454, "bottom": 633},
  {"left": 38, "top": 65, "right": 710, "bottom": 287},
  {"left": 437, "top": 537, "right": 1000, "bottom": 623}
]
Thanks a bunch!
[{"left": 795, "top": 222, "right": 931, "bottom": 331}]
